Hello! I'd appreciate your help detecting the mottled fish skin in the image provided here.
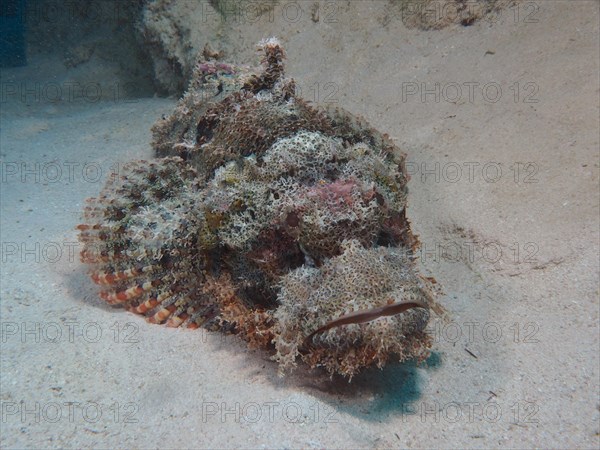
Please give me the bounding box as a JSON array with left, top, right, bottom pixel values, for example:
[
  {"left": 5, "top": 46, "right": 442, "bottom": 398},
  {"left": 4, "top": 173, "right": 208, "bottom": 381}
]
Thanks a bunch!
[{"left": 78, "top": 38, "right": 441, "bottom": 378}]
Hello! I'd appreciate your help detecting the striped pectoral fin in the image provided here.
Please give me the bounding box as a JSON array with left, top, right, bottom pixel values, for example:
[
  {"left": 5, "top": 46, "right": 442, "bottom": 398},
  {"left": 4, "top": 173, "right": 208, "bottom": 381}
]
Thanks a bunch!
[
  {"left": 128, "top": 288, "right": 174, "bottom": 316},
  {"left": 129, "top": 298, "right": 160, "bottom": 314},
  {"left": 166, "top": 312, "right": 190, "bottom": 328},
  {"left": 91, "top": 264, "right": 159, "bottom": 285},
  {"left": 164, "top": 300, "right": 194, "bottom": 327},
  {"left": 148, "top": 305, "right": 178, "bottom": 324},
  {"left": 99, "top": 279, "right": 160, "bottom": 305}
]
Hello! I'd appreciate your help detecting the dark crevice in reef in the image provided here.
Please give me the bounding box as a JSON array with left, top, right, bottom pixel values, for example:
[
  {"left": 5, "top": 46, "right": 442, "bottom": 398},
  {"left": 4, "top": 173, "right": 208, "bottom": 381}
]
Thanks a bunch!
[{"left": 23, "top": 0, "right": 157, "bottom": 98}]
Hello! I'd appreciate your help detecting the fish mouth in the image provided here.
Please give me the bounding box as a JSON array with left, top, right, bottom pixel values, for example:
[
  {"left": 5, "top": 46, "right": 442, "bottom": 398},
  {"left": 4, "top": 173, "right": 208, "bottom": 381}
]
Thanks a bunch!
[{"left": 301, "top": 299, "right": 429, "bottom": 351}]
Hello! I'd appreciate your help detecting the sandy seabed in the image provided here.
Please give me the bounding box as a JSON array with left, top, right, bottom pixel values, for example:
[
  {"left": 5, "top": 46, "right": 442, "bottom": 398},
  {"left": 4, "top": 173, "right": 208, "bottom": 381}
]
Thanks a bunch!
[{"left": 1, "top": 1, "right": 598, "bottom": 448}]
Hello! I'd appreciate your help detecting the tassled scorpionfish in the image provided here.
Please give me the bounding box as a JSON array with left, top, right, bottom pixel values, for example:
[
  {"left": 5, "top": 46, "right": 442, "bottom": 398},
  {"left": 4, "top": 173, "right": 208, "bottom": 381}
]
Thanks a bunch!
[{"left": 78, "top": 38, "right": 442, "bottom": 378}]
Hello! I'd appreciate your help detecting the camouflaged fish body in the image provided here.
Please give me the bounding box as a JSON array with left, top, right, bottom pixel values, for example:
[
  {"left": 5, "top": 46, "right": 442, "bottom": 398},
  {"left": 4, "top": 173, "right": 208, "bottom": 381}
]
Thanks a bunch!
[{"left": 78, "top": 38, "right": 437, "bottom": 378}]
